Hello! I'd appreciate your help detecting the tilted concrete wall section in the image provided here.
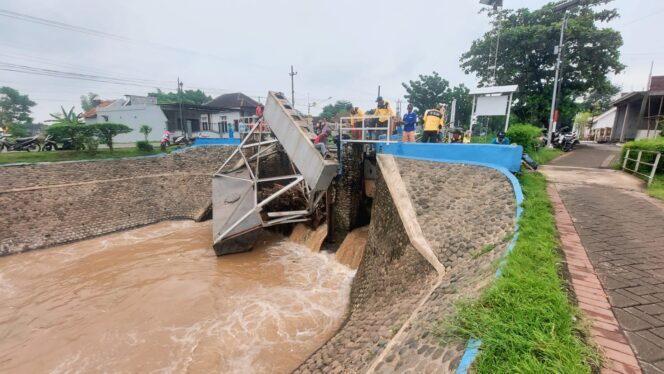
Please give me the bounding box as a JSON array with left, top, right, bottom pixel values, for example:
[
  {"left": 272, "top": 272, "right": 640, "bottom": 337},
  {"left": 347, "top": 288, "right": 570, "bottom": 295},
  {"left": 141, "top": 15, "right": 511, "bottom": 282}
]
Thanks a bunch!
[
  {"left": 295, "top": 155, "right": 518, "bottom": 373},
  {"left": 0, "top": 147, "right": 234, "bottom": 256}
]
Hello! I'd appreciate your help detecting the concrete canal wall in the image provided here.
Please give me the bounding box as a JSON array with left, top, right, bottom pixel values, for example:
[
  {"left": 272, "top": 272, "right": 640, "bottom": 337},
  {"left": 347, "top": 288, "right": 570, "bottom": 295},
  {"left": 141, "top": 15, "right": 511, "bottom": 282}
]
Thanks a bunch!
[
  {"left": 0, "top": 144, "right": 521, "bottom": 374},
  {"left": 0, "top": 147, "right": 234, "bottom": 256}
]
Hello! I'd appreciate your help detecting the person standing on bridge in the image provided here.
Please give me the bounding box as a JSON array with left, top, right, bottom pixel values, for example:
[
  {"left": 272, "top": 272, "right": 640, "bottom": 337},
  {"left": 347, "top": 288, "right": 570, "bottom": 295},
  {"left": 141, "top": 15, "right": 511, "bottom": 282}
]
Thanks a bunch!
[
  {"left": 374, "top": 96, "right": 395, "bottom": 140},
  {"left": 401, "top": 103, "right": 417, "bottom": 143},
  {"left": 347, "top": 103, "right": 365, "bottom": 140},
  {"left": 422, "top": 104, "right": 444, "bottom": 143}
]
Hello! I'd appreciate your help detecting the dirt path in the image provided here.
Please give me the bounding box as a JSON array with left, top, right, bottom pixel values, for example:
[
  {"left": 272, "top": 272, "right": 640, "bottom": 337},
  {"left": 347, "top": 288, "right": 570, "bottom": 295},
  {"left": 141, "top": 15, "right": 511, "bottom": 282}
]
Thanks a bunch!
[{"left": 542, "top": 143, "right": 664, "bottom": 374}]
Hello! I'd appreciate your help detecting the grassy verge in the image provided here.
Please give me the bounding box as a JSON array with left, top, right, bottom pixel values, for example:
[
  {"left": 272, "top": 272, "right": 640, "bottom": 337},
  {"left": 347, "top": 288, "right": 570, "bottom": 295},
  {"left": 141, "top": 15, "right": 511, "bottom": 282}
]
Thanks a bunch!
[
  {"left": 0, "top": 147, "right": 172, "bottom": 164},
  {"left": 445, "top": 173, "right": 599, "bottom": 373},
  {"left": 648, "top": 175, "right": 664, "bottom": 201},
  {"left": 530, "top": 148, "right": 563, "bottom": 165}
]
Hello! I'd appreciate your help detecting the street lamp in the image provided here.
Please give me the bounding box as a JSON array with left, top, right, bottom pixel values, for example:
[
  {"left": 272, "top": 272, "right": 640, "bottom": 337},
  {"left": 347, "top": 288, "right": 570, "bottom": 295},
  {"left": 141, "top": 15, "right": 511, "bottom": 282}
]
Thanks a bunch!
[
  {"left": 479, "top": 0, "right": 504, "bottom": 84},
  {"left": 307, "top": 96, "right": 332, "bottom": 124},
  {"left": 479, "top": 0, "right": 503, "bottom": 10},
  {"left": 546, "top": 0, "right": 585, "bottom": 147}
]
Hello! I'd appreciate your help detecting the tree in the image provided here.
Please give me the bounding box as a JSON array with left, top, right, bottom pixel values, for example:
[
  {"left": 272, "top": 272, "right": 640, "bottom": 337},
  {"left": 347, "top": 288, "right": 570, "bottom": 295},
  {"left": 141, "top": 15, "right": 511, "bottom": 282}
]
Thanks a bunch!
[
  {"left": 91, "top": 123, "right": 132, "bottom": 152},
  {"left": 578, "top": 83, "right": 620, "bottom": 114},
  {"left": 447, "top": 84, "right": 473, "bottom": 128},
  {"left": 402, "top": 72, "right": 473, "bottom": 127},
  {"left": 148, "top": 89, "right": 211, "bottom": 105},
  {"left": 47, "top": 106, "right": 89, "bottom": 150},
  {"left": 460, "top": 1, "right": 624, "bottom": 128},
  {"left": 139, "top": 124, "right": 152, "bottom": 141},
  {"left": 50, "top": 106, "right": 84, "bottom": 126},
  {"left": 80, "top": 92, "right": 99, "bottom": 112},
  {"left": 319, "top": 100, "right": 352, "bottom": 120},
  {"left": 402, "top": 72, "right": 450, "bottom": 114},
  {"left": 0, "top": 86, "right": 36, "bottom": 127}
]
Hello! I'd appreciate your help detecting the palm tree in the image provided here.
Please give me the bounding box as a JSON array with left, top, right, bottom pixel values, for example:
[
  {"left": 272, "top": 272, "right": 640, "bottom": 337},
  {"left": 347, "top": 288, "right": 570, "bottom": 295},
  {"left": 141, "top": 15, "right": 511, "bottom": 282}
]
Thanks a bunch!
[{"left": 50, "top": 106, "right": 84, "bottom": 126}]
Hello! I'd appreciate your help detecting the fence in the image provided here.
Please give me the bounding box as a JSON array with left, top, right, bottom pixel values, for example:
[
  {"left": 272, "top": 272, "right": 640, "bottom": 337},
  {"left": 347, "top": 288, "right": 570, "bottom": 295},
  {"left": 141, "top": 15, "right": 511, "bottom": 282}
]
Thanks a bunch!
[
  {"left": 622, "top": 149, "right": 662, "bottom": 186},
  {"left": 338, "top": 116, "right": 395, "bottom": 144}
]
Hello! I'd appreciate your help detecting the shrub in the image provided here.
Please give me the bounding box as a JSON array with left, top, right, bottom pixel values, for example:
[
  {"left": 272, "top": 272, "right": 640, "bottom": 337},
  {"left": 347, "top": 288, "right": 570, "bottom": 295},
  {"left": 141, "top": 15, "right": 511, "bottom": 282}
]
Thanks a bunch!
[
  {"left": 136, "top": 140, "right": 153, "bottom": 152},
  {"left": 83, "top": 137, "right": 99, "bottom": 155},
  {"left": 621, "top": 137, "right": 664, "bottom": 174},
  {"left": 90, "top": 123, "right": 132, "bottom": 152},
  {"left": 7, "top": 123, "right": 28, "bottom": 138},
  {"left": 506, "top": 124, "right": 543, "bottom": 153},
  {"left": 46, "top": 123, "right": 95, "bottom": 151}
]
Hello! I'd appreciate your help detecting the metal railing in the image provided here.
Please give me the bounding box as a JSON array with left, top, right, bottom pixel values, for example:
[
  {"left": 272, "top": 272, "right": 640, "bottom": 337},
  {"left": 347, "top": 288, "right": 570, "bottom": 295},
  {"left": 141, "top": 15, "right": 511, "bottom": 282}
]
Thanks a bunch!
[
  {"left": 338, "top": 116, "right": 395, "bottom": 144},
  {"left": 622, "top": 149, "right": 661, "bottom": 186}
]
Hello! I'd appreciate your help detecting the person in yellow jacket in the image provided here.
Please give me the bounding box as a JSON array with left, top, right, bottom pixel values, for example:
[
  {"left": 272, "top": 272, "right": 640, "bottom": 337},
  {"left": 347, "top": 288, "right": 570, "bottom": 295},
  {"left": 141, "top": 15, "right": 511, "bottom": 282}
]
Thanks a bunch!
[
  {"left": 346, "top": 103, "right": 365, "bottom": 140},
  {"left": 422, "top": 104, "right": 444, "bottom": 143},
  {"left": 373, "top": 96, "right": 394, "bottom": 140}
]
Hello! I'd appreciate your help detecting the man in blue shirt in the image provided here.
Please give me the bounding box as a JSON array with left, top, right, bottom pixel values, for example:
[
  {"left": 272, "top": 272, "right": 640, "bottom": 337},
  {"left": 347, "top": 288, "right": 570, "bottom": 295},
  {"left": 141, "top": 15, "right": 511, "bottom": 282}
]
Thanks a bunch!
[
  {"left": 491, "top": 131, "right": 510, "bottom": 145},
  {"left": 402, "top": 103, "right": 417, "bottom": 142}
]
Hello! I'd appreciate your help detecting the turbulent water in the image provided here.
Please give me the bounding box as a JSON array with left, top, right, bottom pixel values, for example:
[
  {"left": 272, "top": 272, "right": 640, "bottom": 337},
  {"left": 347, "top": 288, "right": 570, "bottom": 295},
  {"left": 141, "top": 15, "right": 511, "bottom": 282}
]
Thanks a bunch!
[{"left": 0, "top": 221, "right": 355, "bottom": 374}]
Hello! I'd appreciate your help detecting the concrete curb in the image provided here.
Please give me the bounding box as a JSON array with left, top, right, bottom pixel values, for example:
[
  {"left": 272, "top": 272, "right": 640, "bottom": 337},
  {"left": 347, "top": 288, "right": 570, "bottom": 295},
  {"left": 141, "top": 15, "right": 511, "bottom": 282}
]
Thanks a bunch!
[{"left": 548, "top": 183, "right": 642, "bottom": 374}]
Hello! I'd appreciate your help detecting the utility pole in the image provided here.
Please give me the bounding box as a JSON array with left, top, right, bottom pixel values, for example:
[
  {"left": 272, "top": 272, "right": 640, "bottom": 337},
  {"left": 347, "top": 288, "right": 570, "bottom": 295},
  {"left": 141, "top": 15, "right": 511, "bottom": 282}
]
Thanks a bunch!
[
  {"left": 289, "top": 65, "right": 297, "bottom": 106},
  {"left": 547, "top": 11, "right": 568, "bottom": 147},
  {"left": 177, "top": 77, "right": 187, "bottom": 138},
  {"left": 547, "top": 0, "right": 582, "bottom": 148}
]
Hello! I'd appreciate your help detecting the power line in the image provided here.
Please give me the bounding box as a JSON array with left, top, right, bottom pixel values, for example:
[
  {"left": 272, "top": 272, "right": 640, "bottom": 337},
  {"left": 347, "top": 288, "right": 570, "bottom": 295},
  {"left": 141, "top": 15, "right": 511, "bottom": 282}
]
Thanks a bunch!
[
  {"left": 0, "top": 62, "right": 173, "bottom": 89},
  {"left": 0, "top": 8, "right": 279, "bottom": 72}
]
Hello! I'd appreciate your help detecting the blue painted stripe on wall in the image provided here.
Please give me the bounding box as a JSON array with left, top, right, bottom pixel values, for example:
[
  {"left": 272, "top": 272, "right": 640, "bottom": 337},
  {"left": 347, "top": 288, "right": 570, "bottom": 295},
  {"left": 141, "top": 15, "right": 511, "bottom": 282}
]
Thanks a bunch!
[
  {"left": 193, "top": 138, "right": 241, "bottom": 146},
  {"left": 378, "top": 143, "right": 524, "bottom": 173}
]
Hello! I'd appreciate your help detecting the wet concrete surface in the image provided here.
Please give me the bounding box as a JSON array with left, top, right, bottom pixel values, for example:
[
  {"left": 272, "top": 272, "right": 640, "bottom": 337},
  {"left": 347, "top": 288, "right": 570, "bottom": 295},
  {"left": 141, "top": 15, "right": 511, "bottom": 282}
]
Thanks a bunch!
[
  {"left": 550, "top": 143, "right": 622, "bottom": 169},
  {"left": 542, "top": 143, "right": 645, "bottom": 191}
]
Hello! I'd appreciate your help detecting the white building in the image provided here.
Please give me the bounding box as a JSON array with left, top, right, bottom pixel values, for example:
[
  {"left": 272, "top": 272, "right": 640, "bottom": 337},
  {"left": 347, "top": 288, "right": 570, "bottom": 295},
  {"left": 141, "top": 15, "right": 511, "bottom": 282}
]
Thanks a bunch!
[
  {"left": 84, "top": 92, "right": 260, "bottom": 141},
  {"left": 84, "top": 95, "right": 168, "bottom": 143},
  {"left": 588, "top": 107, "right": 616, "bottom": 143}
]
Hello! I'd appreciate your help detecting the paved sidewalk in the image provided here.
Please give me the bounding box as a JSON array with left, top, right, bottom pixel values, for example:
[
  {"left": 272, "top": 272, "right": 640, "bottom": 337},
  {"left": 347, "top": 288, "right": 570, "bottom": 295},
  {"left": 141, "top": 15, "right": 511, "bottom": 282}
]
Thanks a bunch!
[{"left": 542, "top": 143, "right": 664, "bottom": 373}]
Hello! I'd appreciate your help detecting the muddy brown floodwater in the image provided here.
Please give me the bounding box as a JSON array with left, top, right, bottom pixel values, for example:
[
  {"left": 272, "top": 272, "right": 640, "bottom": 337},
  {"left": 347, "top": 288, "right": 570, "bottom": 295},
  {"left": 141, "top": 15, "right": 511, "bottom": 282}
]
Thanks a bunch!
[{"left": 0, "top": 221, "right": 355, "bottom": 374}]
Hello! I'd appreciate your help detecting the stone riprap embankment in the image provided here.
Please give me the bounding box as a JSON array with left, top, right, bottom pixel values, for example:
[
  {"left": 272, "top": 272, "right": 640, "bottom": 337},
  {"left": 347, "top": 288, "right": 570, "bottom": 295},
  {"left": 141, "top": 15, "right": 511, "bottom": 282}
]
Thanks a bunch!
[
  {"left": 295, "top": 155, "right": 517, "bottom": 373},
  {"left": 396, "top": 158, "right": 515, "bottom": 268},
  {"left": 0, "top": 147, "right": 233, "bottom": 255}
]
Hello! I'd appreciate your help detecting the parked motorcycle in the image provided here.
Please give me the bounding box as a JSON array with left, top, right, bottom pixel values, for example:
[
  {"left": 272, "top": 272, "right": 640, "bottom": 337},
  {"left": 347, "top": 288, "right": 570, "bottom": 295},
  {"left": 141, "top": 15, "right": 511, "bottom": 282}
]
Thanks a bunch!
[
  {"left": 41, "top": 135, "right": 57, "bottom": 151},
  {"left": 0, "top": 134, "right": 40, "bottom": 152},
  {"left": 160, "top": 131, "right": 190, "bottom": 150},
  {"left": 39, "top": 135, "right": 76, "bottom": 151},
  {"left": 557, "top": 132, "right": 577, "bottom": 152}
]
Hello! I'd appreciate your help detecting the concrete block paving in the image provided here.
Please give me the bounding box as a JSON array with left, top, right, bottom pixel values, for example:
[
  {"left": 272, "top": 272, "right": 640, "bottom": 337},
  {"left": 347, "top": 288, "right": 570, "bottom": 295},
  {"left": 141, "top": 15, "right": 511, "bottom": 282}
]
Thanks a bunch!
[{"left": 544, "top": 143, "right": 664, "bottom": 374}]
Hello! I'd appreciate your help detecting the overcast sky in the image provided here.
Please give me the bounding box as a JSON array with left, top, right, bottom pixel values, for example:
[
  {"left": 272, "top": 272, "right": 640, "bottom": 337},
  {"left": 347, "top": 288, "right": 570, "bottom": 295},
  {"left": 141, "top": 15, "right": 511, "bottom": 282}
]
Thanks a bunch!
[{"left": 1, "top": 0, "right": 662, "bottom": 122}]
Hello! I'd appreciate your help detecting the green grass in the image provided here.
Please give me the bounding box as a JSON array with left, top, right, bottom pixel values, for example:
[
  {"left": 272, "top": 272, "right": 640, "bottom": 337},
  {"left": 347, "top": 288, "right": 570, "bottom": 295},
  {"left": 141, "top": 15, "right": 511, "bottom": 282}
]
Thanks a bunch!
[
  {"left": 530, "top": 148, "right": 563, "bottom": 165},
  {"left": 0, "top": 147, "right": 172, "bottom": 164},
  {"left": 648, "top": 175, "right": 664, "bottom": 201},
  {"left": 444, "top": 173, "right": 599, "bottom": 373}
]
